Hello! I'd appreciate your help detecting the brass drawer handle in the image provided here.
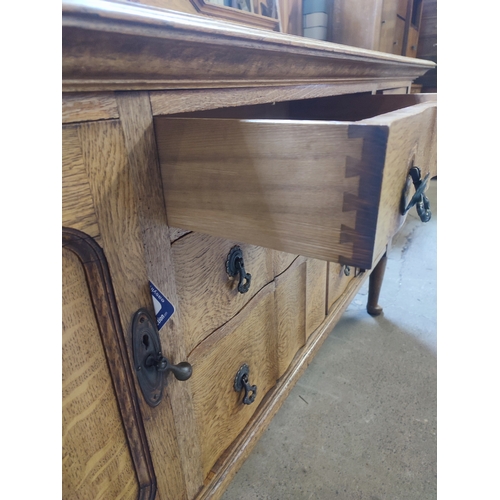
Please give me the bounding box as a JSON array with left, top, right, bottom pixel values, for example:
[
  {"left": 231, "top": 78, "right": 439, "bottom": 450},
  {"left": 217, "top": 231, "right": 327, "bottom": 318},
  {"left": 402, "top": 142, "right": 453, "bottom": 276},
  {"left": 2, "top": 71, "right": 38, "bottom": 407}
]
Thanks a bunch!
[
  {"left": 234, "top": 364, "right": 257, "bottom": 405},
  {"left": 132, "top": 308, "right": 192, "bottom": 407},
  {"left": 226, "top": 246, "right": 252, "bottom": 293},
  {"left": 401, "top": 166, "right": 432, "bottom": 223}
]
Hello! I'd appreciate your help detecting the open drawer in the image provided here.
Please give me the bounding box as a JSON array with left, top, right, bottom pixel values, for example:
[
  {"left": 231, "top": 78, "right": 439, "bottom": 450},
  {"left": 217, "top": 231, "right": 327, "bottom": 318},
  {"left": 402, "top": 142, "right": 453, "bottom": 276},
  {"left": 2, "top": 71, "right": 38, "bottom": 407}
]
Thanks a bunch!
[{"left": 154, "top": 94, "right": 437, "bottom": 269}]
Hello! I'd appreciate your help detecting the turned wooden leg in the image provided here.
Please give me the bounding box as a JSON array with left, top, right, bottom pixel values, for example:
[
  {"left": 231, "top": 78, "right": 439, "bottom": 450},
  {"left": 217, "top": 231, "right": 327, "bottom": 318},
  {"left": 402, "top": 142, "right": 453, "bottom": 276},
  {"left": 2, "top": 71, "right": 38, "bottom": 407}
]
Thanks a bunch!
[{"left": 367, "top": 252, "right": 388, "bottom": 316}]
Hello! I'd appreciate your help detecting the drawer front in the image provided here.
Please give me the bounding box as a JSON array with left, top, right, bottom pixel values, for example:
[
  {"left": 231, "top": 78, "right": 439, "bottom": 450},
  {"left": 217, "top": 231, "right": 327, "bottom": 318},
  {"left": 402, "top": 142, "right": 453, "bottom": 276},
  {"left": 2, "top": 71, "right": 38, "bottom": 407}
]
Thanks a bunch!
[
  {"left": 275, "top": 259, "right": 307, "bottom": 378},
  {"left": 187, "top": 282, "right": 278, "bottom": 479},
  {"left": 156, "top": 94, "right": 436, "bottom": 269},
  {"left": 171, "top": 232, "right": 274, "bottom": 353},
  {"left": 305, "top": 257, "right": 327, "bottom": 339},
  {"left": 327, "top": 262, "right": 360, "bottom": 313},
  {"left": 275, "top": 257, "right": 326, "bottom": 378},
  {"left": 369, "top": 99, "right": 437, "bottom": 263},
  {"left": 272, "top": 249, "right": 299, "bottom": 277}
]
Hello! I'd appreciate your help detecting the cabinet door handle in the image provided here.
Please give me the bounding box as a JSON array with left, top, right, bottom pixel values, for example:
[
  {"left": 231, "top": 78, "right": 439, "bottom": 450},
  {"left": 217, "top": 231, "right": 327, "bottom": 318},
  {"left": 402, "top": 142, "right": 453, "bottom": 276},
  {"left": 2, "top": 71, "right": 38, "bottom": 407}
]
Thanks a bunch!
[
  {"left": 226, "top": 246, "right": 252, "bottom": 293},
  {"left": 234, "top": 364, "right": 257, "bottom": 405},
  {"left": 132, "top": 308, "right": 192, "bottom": 407},
  {"left": 401, "top": 166, "right": 432, "bottom": 223}
]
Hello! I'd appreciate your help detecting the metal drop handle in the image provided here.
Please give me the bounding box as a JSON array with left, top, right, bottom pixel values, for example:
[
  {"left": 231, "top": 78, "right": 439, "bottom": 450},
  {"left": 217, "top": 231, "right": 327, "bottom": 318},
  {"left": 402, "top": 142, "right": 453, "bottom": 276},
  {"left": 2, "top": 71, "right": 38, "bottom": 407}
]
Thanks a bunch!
[
  {"left": 226, "top": 246, "right": 252, "bottom": 294},
  {"left": 234, "top": 364, "right": 257, "bottom": 405},
  {"left": 401, "top": 166, "right": 432, "bottom": 223}
]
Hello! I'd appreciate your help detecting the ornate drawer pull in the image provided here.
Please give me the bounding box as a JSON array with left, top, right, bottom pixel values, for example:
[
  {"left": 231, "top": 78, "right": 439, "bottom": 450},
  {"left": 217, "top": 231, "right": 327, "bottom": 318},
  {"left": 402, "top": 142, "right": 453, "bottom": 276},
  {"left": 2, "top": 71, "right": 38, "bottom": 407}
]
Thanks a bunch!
[
  {"left": 234, "top": 364, "right": 257, "bottom": 405},
  {"left": 401, "top": 166, "right": 432, "bottom": 223},
  {"left": 132, "top": 308, "right": 192, "bottom": 407},
  {"left": 226, "top": 246, "right": 252, "bottom": 294}
]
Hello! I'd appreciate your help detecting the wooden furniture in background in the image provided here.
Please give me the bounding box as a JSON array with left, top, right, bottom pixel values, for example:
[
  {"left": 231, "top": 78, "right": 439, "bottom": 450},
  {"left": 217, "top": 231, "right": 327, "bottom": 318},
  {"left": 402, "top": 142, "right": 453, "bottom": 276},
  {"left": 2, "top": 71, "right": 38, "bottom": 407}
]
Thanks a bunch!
[
  {"left": 277, "top": 0, "right": 428, "bottom": 59},
  {"left": 415, "top": 0, "right": 437, "bottom": 91},
  {"left": 62, "top": 1, "right": 436, "bottom": 498},
  {"left": 333, "top": 0, "right": 424, "bottom": 56}
]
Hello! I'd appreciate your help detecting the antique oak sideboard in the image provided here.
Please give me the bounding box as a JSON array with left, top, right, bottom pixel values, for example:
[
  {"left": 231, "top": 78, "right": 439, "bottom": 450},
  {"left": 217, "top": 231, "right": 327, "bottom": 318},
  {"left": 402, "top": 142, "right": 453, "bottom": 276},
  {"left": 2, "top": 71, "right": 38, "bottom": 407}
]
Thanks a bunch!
[{"left": 62, "top": 1, "right": 436, "bottom": 498}]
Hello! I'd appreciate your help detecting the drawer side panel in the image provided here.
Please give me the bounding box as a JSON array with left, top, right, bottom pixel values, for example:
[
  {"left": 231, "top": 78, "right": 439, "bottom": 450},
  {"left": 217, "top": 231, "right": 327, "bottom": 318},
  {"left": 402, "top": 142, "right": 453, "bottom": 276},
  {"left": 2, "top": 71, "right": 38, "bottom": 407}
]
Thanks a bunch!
[{"left": 156, "top": 118, "right": 388, "bottom": 268}]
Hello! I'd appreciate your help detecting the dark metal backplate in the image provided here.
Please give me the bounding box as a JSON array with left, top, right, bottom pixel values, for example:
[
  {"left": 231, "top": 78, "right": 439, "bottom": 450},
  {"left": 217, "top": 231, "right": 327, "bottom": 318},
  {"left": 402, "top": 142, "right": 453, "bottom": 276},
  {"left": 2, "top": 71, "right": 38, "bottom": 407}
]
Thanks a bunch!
[{"left": 132, "top": 308, "right": 164, "bottom": 407}]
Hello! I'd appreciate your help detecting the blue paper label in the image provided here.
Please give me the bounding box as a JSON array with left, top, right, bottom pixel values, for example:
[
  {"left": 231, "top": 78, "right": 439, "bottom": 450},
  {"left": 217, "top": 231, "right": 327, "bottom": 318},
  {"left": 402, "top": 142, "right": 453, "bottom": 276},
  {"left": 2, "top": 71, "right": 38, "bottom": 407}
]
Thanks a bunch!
[{"left": 149, "top": 281, "right": 175, "bottom": 330}]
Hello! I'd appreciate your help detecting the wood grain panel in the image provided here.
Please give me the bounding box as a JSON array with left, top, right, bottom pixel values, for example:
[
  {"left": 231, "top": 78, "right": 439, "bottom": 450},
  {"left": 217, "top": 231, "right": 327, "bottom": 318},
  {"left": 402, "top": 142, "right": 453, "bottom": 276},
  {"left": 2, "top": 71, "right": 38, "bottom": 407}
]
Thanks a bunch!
[
  {"left": 275, "top": 257, "right": 307, "bottom": 377},
  {"left": 116, "top": 92, "right": 206, "bottom": 499},
  {"left": 305, "top": 258, "right": 327, "bottom": 338},
  {"left": 62, "top": 92, "right": 119, "bottom": 123},
  {"left": 188, "top": 282, "right": 278, "bottom": 479},
  {"left": 76, "top": 119, "right": 188, "bottom": 500},
  {"left": 171, "top": 232, "right": 274, "bottom": 353},
  {"left": 149, "top": 82, "right": 417, "bottom": 116},
  {"left": 62, "top": 228, "right": 156, "bottom": 500},
  {"left": 272, "top": 250, "right": 299, "bottom": 277},
  {"left": 62, "top": 0, "right": 434, "bottom": 92},
  {"left": 156, "top": 117, "right": 365, "bottom": 265},
  {"left": 196, "top": 269, "right": 370, "bottom": 500},
  {"left": 63, "top": 249, "right": 139, "bottom": 500},
  {"left": 169, "top": 227, "right": 191, "bottom": 242},
  {"left": 62, "top": 126, "right": 99, "bottom": 238},
  {"left": 327, "top": 262, "right": 357, "bottom": 312},
  {"left": 364, "top": 101, "right": 437, "bottom": 263},
  {"left": 156, "top": 97, "right": 436, "bottom": 269}
]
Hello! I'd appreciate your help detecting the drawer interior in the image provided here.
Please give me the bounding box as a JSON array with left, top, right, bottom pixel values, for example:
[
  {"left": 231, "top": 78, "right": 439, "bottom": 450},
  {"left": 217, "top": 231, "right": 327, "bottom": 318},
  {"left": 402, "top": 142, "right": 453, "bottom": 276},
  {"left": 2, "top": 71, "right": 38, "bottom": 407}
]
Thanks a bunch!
[{"left": 165, "top": 93, "right": 436, "bottom": 122}]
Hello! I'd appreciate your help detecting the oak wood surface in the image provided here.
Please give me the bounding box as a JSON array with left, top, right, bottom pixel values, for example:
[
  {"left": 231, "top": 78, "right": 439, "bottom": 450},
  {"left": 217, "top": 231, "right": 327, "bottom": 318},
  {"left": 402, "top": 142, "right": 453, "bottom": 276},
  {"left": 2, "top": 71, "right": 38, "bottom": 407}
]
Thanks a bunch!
[
  {"left": 170, "top": 231, "right": 275, "bottom": 353},
  {"left": 196, "top": 268, "right": 370, "bottom": 500},
  {"left": 365, "top": 100, "right": 437, "bottom": 263},
  {"left": 169, "top": 227, "right": 192, "bottom": 242},
  {"left": 75, "top": 118, "right": 189, "bottom": 500},
  {"left": 156, "top": 116, "right": 364, "bottom": 265},
  {"left": 62, "top": 126, "right": 100, "bottom": 238},
  {"left": 63, "top": 248, "right": 140, "bottom": 500},
  {"left": 149, "top": 82, "right": 415, "bottom": 116},
  {"left": 62, "top": 228, "right": 156, "bottom": 500},
  {"left": 187, "top": 282, "right": 279, "bottom": 479},
  {"left": 62, "top": 0, "right": 434, "bottom": 92},
  {"left": 115, "top": 92, "right": 205, "bottom": 499},
  {"left": 327, "top": 262, "right": 357, "bottom": 312},
  {"left": 305, "top": 257, "right": 327, "bottom": 338},
  {"left": 274, "top": 257, "right": 307, "bottom": 378},
  {"left": 156, "top": 96, "right": 436, "bottom": 269},
  {"left": 272, "top": 249, "right": 298, "bottom": 277},
  {"left": 62, "top": 92, "right": 119, "bottom": 123}
]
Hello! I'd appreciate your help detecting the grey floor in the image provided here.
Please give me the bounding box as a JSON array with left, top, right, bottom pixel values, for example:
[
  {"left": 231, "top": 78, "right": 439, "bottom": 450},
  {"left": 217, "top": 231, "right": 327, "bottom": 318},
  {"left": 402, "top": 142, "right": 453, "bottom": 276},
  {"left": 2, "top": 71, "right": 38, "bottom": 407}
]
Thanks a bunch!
[{"left": 222, "top": 180, "right": 437, "bottom": 500}]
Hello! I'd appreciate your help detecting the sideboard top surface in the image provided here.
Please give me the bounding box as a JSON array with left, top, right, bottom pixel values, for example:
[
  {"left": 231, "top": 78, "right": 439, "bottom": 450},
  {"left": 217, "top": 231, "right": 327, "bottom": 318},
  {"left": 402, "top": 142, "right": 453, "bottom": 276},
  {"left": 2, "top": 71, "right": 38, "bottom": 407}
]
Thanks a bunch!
[{"left": 62, "top": 0, "right": 436, "bottom": 92}]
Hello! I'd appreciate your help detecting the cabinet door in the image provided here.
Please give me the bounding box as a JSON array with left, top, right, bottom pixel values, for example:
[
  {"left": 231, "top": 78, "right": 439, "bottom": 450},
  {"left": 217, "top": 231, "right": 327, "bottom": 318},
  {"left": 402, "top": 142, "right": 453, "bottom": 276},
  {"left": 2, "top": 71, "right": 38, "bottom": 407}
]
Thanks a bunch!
[{"left": 62, "top": 227, "right": 156, "bottom": 499}]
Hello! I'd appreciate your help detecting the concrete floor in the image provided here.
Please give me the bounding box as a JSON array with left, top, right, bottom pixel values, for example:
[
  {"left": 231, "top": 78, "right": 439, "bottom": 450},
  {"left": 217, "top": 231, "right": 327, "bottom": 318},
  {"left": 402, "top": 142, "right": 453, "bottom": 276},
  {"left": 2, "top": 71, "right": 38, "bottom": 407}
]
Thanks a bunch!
[{"left": 222, "top": 179, "right": 437, "bottom": 500}]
